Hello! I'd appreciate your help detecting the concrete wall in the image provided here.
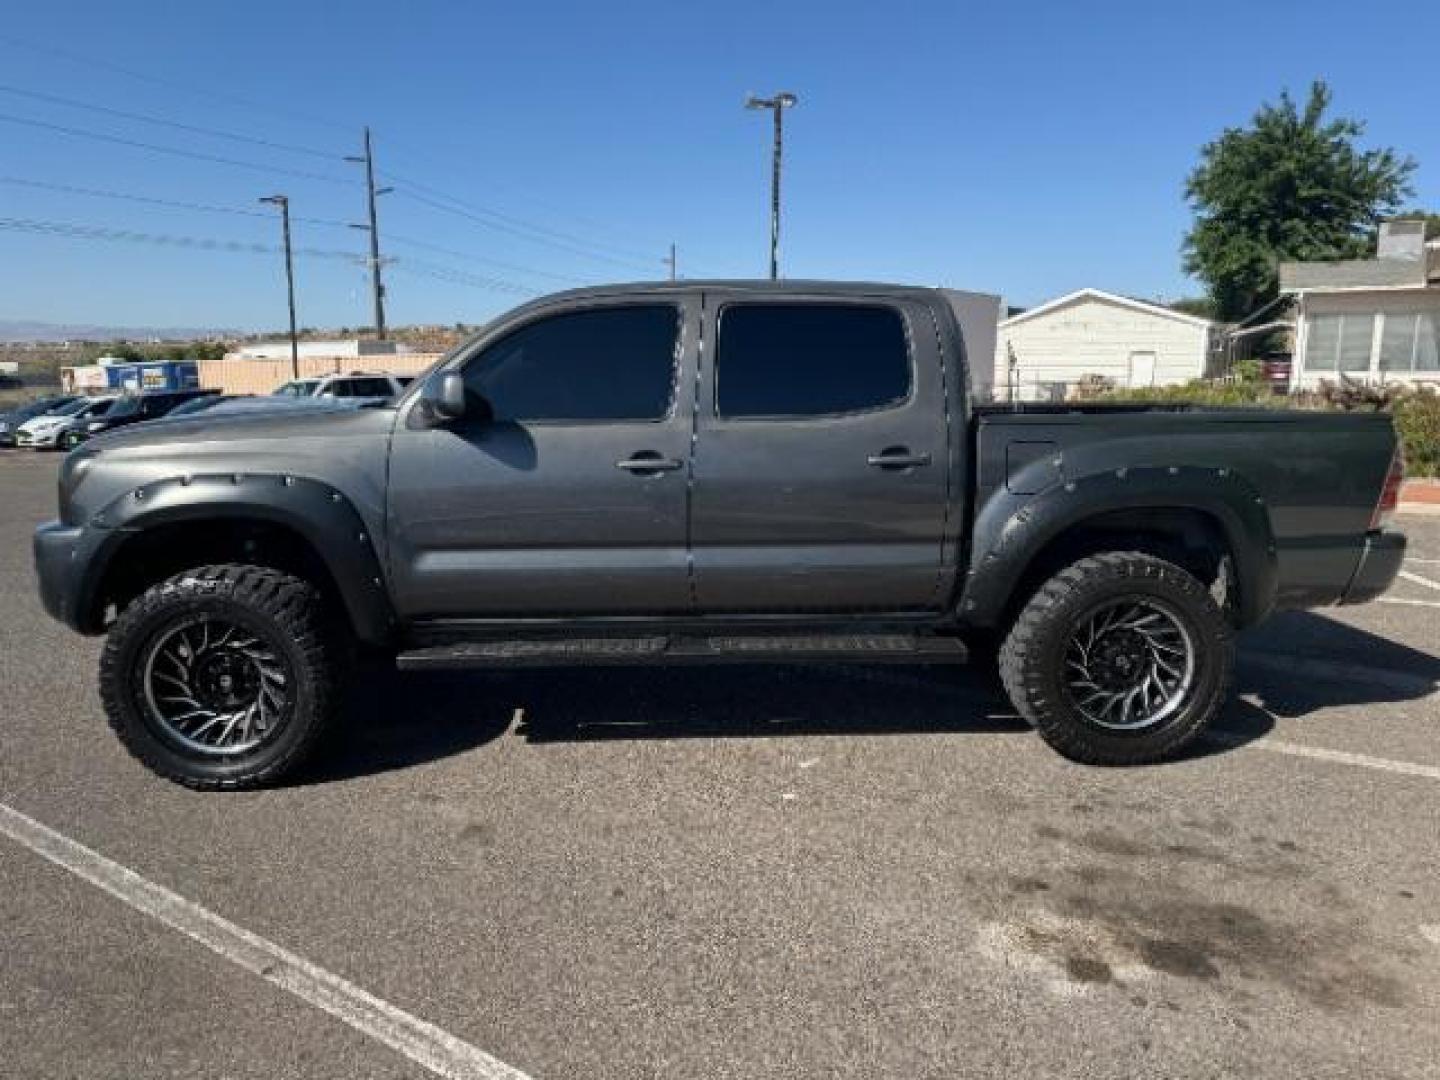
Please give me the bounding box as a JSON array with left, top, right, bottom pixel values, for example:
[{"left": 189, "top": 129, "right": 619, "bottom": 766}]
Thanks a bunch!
[{"left": 198, "top": 353, "right": 442, "bottom": 395}]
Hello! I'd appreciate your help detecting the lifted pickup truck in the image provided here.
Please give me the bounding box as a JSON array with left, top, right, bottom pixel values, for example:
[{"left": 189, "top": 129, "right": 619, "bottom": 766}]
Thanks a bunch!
[{"left": 34, "top": 281, "right": 1407, "bottom": 788}]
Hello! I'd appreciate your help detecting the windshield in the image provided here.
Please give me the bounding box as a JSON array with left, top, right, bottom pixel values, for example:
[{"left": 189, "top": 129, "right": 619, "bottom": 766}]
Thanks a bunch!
[
  {"left": 45, "top": 398, "right": 94, "bottom": 418},
  {"left": 83, "top": 399, "right": 116, "bottom": 418},
  {"left": 166, "top": 396, "right": 220, "bottom": 417},
  {"left": 104, "top": 396, "right": 143, "bottom": 419},
  {"left": 273, "top": 380, "right": 319, "bottom": 397}
]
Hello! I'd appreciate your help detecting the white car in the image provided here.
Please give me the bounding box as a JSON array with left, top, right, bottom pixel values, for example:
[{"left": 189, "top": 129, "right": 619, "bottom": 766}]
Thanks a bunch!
[
  {"left": 15, "top": 395, "right": 119, "bottom": 449},
  {"left": 271, "top": 372, "right": 412, "bottom": 400}
]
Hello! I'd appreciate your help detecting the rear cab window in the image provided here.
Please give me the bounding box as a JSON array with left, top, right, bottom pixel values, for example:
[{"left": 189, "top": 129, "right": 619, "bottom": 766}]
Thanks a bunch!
[{"left": 715, "top": 303, "right": 911, "bottom": 419}]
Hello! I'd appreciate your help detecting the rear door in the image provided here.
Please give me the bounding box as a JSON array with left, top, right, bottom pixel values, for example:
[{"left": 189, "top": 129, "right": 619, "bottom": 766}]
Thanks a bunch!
[{"left": 690, "top": 292, "right": 952, "bottom": 612}]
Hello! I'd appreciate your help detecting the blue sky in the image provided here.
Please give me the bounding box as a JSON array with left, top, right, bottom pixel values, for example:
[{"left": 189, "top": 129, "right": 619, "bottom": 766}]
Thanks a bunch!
[{"left": 1, "top": 0, "right": 1436, "bottom": 332}]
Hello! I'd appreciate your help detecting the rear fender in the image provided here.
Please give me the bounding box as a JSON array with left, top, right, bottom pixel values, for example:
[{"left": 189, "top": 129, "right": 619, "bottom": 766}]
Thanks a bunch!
[{"left": 959, "top": 465, "right": 1279, "bottom": 628}]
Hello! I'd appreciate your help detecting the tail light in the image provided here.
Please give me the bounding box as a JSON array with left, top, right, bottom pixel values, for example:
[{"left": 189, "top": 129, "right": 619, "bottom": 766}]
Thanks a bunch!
[{"left": 1369, "top": 447, "right": 1405, "bottom": 531}]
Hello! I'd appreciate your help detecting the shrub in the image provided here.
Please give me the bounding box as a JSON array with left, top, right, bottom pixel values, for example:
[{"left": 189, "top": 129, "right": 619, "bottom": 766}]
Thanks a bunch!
[{"left": 1394, "top": 389, "right": 1440, "bottom": 477}]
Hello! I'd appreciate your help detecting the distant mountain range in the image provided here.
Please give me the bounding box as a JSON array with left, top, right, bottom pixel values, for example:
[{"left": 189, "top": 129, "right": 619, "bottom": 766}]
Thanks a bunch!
[{"left": 0, "top": 319, "right": 239, "bottom": 343}]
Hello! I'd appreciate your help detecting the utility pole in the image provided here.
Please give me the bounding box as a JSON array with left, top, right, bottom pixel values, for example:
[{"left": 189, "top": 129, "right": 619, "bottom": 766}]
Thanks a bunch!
[
  {"left": 663, "top": 243, "right": 677, "bottom": 281},
  {"left": 346, "top": 127, "right": 393, "bottom": 340},
  {"left": 259, "top": 195, "right": 299, "bottom": 379},
  {"left": 745, "top": 91, "right": 797, "bottom": 280}
]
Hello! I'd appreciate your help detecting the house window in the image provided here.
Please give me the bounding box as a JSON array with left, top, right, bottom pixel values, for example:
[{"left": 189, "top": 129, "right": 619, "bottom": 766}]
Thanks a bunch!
[
  {"left": 1378, "top": 311, "right": 1440, "bottom": 373},
  {"left": 1305, "top": 313, "right": 1375, "bottom": 373}
]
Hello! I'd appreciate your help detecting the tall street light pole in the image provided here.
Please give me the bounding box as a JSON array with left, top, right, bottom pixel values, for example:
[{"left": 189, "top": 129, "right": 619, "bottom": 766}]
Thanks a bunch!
[
  {"left": 745, "top": 91, "right": 797, "bottom": 280},
  {"left": 259, "top": 194, "right": 299, "bottom": 379},
  {"left": 346, "top": 127, "right": 393, "bottom": 340}
]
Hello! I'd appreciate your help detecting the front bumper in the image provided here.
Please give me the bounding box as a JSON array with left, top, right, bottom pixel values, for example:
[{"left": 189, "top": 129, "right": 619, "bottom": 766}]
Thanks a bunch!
[
  {"left": 16, "top": 429, "right": 62, "bottom": 448},
  {"left": 1339, "top": 529, "right": 1407, "bottom": 605},
  {"left": 33, "top": 521, "right": 90, "bottom": 630}
]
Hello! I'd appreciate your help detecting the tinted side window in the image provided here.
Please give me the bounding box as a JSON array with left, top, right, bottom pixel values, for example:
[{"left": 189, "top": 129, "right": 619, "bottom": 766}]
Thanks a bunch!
[
  {"left": 350, "top": 378, "right": 395, "bottom": 396},
  {"left": 464, "top": 305, "right": 679, "bottom": 422},
  {"left": 717, "top": 303, "right": 911, "bottom": 418}
]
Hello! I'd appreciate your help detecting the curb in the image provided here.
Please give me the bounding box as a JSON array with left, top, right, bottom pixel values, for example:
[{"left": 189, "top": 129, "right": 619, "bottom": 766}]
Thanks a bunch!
[
  {"left": 1400, "top": 479, "right": 1440, "bottom": 515},
  {"left": 1401, "top": 479, "right": 1440, "bottom": 506}
]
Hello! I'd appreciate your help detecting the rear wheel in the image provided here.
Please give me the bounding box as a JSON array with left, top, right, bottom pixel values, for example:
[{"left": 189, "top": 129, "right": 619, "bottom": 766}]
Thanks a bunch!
[
  {"left": 999, "top": 551, "right": 1232, "bottom": 765},
  {"left": 100, "top": 564, "right": 341, "bottom": 789}
]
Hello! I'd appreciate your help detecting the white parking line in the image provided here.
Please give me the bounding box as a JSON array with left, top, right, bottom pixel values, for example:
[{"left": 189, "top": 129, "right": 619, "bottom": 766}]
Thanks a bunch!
[
  {"left": 1405, "top": 558, "right": 1440, "bottom": 565},
  {"left": 0, "top": 802, "right": 532, "bottom": 1080},
  {"left": 1379, "top": 597, "right": 1440, "bottom": 609},
  {"left": 1209, "top": 733, "right": 1440, "bottom": 781},
  {"left": 1398, "top": 569, "right": 1440, "bottom": 593}
]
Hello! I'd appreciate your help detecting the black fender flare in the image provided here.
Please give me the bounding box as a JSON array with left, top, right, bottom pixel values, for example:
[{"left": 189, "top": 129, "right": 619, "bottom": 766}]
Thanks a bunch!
[
  {"left": 959, "top": 465, "right": 1279, "bottom": 628},
  {"left": 78, "top": 472, "right": 396, "bottom": 645}
]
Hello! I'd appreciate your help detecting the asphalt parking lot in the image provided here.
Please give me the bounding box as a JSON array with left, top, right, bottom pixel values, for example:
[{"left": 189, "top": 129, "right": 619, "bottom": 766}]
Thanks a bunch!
[{"left": 1, "top": 448, "right": 1437, "bottom": 1080}]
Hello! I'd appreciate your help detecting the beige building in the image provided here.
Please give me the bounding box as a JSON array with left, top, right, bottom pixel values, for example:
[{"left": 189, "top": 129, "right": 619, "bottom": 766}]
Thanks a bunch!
[
  {"left": 994, "top": 288, "right": 1222, "bottom": 401},
  {"left": 1280, "top": 220, "right": 1440, "bottom": 389}
]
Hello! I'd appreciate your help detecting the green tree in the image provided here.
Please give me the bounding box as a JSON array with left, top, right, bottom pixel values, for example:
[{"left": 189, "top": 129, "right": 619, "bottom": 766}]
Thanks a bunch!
[
  {"left": 1183, "top": 81, "right": 1415, "bottom": 321},
  {"left": 1168, "top": 297, "right": 1218, "bottom": 319}
]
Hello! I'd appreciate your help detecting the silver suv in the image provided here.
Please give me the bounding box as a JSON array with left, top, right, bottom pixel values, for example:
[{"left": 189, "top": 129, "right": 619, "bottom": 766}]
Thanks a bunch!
[{"left": 271, "top": 372, "right": 411, "bottom": 400}]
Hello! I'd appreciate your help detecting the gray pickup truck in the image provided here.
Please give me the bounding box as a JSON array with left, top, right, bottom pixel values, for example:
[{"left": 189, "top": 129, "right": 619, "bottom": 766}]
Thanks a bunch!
[{"left": 34, "top": 281, "right": 1407, "bottom": 788}]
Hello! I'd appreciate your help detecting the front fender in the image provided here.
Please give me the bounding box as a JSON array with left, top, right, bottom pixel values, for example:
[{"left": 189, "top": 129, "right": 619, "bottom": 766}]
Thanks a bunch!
[
  {"left": 77, "top": 472, "right": 396, "bottom": 645},
  {"left": 959, "top": 465, "right": 1279, "bottom": 628}
]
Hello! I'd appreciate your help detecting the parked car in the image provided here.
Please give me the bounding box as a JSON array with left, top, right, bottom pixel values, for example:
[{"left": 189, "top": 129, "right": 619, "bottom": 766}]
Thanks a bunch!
[
  {"left": 160, "top": 393, "right": 253, "bottom": 419},
  {"left": 15, "top": 395, "right": 119, "bottom": 450},
  {"left": 272, "top": 372, "right": 409, "bottom": 400},
  {"left": 63, "top": 388, "right": 219, "bottom": 448},
  {"left": 33, "top": 281, "right": 1406, "bottom": 789},
  {"left": 0, "top": 395, "right": 80, "bottom": 447}
]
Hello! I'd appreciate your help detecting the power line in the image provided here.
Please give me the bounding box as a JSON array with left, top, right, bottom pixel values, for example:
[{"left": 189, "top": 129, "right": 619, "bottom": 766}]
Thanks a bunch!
[
  {"left": 383, "top": 170, "right": 660, "bottom": 266},
  {"left": 383, "top": 232, "right": 583, "bottom": 285},
  {"left": 389, "top": 261, "right": 538, "bottom": 297},
  {"left": 0, "top": 84, "right": 342, "bottom": 160},
  {"left": 1, "top": 174, "right": 585, "bottom": 284},
  {"left": 0, "top": 215, "right": 538, "bottom": 295},
  {"left": 0, "top": 216, "right": 361, "bottom": 259},
  {"left": 0, "top": 32, "right": 353, "bottom": 134},
  {"left": 0, "top": 112, "right": 354, "bottom": 185},
  {"left": 393, "top": 184, "right": 658, "bottom": 272},
  {"left": 0, "top": 175, "right": 353, "bottom": 227}
]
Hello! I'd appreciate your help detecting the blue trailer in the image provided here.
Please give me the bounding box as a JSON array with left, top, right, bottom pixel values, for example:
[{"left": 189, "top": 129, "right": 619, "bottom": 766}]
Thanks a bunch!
[{"left": 103, "top": 361, "right": 201, "bottom": 393}]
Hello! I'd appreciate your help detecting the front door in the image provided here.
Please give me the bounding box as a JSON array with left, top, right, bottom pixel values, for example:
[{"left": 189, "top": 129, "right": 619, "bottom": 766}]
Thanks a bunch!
[
  {"left": 1128, "top": 350, "right": 1157, "bottom": 389},
  {"left": 689, "top": 293, "right": 954, "bottom": 613},
  {"left": 388, "top": 297, "right": 697, "bottom": 619}
]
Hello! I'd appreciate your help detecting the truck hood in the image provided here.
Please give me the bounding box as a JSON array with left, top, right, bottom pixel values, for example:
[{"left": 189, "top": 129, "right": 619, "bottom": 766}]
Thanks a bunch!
[
  {"left": 62, "top": 399, "right": 399, "bottom": 532},
  {"left": 90, "top": 398, "right": 384, "bottom": 451}
]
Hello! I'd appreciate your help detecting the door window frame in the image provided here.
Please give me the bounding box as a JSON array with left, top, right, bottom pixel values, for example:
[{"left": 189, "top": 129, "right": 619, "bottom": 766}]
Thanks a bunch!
[
  {"left": 438, "top": 297, "right": 691, "bottom": 427},
  {"left": 701, "top": 294, "right": 923, "bottom": 425}
]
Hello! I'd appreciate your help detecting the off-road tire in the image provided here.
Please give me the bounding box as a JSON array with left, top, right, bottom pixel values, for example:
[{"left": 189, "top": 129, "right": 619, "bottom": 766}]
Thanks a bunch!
[
  {"left": 99, "top": 564, "right": 341, "bottom": 789},
  {"left": 998, "top": 551, "right": 1233, "bottom": 766}
]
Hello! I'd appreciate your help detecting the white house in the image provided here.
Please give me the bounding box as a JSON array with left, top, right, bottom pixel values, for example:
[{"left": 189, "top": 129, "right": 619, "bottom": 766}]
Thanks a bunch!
[
  {"left": 1279, "top": 220, "right": 1440, "bottom": 390},
  {"left": 994, "top": 288, "right": 1222, "bottom": 401}
]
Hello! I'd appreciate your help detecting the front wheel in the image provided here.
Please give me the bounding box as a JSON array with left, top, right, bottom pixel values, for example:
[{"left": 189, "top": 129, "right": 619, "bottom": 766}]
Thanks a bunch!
[
  {"left": 999, "top": 551, "right": 1233, "bottom": 766},
  {"left": 99, "top": 564, "right": 341, "bottom": 789}
]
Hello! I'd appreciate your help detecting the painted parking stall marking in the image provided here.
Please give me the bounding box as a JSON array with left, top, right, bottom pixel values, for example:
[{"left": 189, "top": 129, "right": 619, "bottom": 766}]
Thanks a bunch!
[
  {"left": 1397, "top": 569, "right": 1440, "bottom": 593},
  {"left": 0, "top": 802, "right": 533, "bottom": 1080}
]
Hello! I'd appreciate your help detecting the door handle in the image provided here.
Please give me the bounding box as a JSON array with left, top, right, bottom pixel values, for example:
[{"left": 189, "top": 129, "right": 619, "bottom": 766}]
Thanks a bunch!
[
  {"left": 867, "top": 448, "right": 932, "bottom": 470},
  {"left": 616, "top": 454, "right": 683, "bottom": 473}
]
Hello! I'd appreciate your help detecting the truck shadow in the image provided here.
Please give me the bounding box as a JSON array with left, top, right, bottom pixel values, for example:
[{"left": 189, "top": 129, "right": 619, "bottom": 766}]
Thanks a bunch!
[{"left": 304, "top": 611, "right": 1434, "bottom": 784}]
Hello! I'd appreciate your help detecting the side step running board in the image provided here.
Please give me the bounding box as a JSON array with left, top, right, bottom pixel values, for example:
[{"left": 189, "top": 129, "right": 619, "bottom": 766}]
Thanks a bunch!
[{"left": 396, "top": 633, "right": 967, "bottom": 671}]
